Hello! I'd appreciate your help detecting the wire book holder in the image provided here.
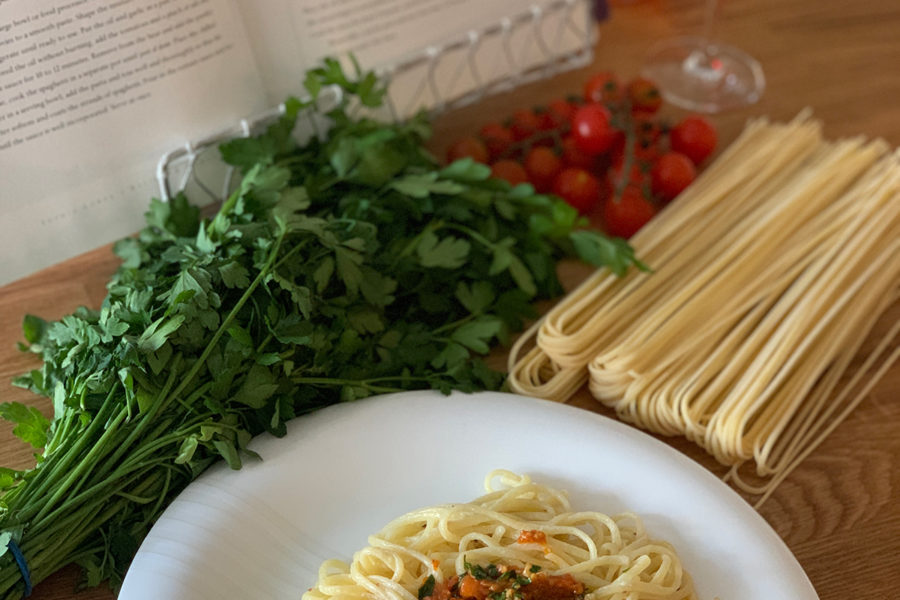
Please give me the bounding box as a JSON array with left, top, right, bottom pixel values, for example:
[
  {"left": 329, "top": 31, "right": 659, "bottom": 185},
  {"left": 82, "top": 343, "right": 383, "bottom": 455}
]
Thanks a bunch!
[{"left": 156, "top": 0, "right": 595, "bottom": 203}]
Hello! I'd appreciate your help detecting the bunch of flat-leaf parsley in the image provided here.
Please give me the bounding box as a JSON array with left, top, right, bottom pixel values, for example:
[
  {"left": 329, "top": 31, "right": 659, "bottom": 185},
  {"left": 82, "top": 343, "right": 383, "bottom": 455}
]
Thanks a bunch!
[{"left": 0, "top": 60, "right": 646, "bottom": 598}]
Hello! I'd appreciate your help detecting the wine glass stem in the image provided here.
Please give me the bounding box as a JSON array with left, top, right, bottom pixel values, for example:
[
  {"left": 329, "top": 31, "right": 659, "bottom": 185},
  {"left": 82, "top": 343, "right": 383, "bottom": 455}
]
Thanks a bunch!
[
  {"left": 701, "top": 0, "right": 720, "bottom": 45},
  {"left": 683, "top": 0, "right": 723, "bottom": 81}
]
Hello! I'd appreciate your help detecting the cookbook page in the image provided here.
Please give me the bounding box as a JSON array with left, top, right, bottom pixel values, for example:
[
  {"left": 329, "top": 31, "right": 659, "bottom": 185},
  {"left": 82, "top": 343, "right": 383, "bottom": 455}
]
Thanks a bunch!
[
  {"left": 0, "top": 0, "right": 268, "bottom": 285},
  {"left": 237, "top": 0, "right": 590, "bottom": 108}
]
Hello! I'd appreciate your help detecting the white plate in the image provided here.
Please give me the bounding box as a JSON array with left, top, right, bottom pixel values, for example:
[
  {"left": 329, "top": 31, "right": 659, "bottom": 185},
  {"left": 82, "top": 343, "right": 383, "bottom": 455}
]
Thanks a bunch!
[{"left": 120, "top": 391, "right": 818, "bottom": 599}]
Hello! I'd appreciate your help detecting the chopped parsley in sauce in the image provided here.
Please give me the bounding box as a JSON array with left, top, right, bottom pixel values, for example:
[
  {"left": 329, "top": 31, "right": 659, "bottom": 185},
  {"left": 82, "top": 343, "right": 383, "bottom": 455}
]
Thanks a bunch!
[{"left": 419, "top": 562, "right": 584, "bottom": 600}]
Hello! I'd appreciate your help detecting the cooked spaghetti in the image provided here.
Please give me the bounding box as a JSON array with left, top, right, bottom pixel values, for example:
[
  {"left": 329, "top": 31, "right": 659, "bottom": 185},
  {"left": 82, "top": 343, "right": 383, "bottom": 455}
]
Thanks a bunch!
[{"left": 302, "top": 470, "right": 698, "bottom": 600}]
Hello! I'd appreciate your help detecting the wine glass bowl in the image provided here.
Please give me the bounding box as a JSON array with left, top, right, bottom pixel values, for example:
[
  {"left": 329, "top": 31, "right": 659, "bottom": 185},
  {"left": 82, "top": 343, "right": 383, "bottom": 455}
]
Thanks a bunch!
[{"left": 642, "top": 35, "right": 765, "bottom": 113}]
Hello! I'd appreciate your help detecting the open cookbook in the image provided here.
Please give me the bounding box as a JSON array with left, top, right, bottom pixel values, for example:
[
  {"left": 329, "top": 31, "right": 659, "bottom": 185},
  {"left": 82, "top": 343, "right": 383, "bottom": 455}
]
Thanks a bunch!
[{"left": 0, "top": 0, "right": 592, "bottom": 285}]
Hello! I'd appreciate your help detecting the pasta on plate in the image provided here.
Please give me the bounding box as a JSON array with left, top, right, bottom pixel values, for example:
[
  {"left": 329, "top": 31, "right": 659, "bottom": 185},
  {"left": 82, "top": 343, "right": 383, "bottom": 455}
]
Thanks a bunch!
[{"left": 303, "top": 470, "right": 698, "bottom": 600}]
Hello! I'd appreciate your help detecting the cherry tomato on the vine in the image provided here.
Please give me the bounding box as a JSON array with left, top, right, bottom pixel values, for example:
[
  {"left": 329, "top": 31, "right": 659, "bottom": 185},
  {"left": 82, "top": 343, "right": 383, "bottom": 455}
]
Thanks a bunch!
[
  {"left": 479, "top": 123, "right": 515, "bottom": 161},
  {"left": 603, "top": 185, "right": 657, "bottom": 238},
  {"left": 613, "top": 164, "right": 646, "bottom": 191},
  {"left": 524, "top": 146, "right": 563, "bottom": 192},
  {"left": 490, "top": 160, "right": 529, "bottom": 186},
  {"left": 651, "top": 152, "right": 696, "bottom": 202},
  {"left": 509, "top": 108, "right": 542, "bottom": 141},
  {"left": 610, "top": 150, "right": 646, "bottom": 189},
  {"left": 446, "top": 136, "right": 489, "bottom": 164},
  {"left": 583, "top": 72, "right": 623, "bottom": 105},
  {"left": 561, "top": 136, "right": 596, "bottom": 170},
  {"left": 571, "top": 104, "right": 616, "bottom": 156},
  {"left": 627, "top": 77, "right": 662, "bottom": 114},
  {"left": 553, "top": 168, "right": 604, "bottom": 214},
  {"left": 540, "top": 98, "right": 578, "bottom": 130},
  {"left": 605, "top": 129, "right": 627, "bottom": 170},
  {"left": 634, "top": 114, "right": 665, "bottom": 145},
  {"left": 670, "top": 116, "right": 718, "bottom": 165},
  {"left": 445, "top": 69, "right": 713, "bottom": 238},
  {"left": 634, "top": 138, "right": 663, "bottom": 165},
  {"left": 615, "top": 116, "right": 664, "bottom": 173}
]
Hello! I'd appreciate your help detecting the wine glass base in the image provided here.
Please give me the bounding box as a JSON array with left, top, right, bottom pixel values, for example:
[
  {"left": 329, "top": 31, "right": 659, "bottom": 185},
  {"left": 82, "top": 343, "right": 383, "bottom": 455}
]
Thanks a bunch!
[{"left": 641, "top": 36, "right": 765, "bottom": 113}]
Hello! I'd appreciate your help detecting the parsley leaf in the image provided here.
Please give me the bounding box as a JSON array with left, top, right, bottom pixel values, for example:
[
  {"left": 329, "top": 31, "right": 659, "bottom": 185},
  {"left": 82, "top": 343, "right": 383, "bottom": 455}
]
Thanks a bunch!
[
  {"left": 0, "top": 402, "right": 50, "bottom": 448},
  {"left": 418, "top": 574, "right": 436, "bottom": 600},
  {"left": 455, "top": 281, "right": 495, "bottom": 314},
  {"left": 440, "top": 158, "right": 492, "bottom": 183},
  {"left": 569, "top": 230, "right": 650, "bottom": 277},
  {"left": 391, "top": 173, "right": 464, "bottom": 198},
  {"left": 451, "top": 316, "right": 504, "bottom": 353},
  {"left": 417, "top": 230, "right": 470, "bottom": 269}
]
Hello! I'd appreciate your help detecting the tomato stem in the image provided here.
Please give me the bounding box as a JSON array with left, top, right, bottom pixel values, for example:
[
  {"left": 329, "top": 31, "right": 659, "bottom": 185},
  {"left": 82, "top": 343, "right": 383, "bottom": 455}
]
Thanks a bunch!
[{"left": 613, "top": 103, "right": 638, "bottom": 201}]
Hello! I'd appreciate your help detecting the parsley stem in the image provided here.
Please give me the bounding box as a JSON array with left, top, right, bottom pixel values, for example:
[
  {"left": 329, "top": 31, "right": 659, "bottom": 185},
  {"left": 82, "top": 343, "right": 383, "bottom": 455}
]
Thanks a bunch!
[
  {"left": 88, "top": 355, "right": 184, "bottom": 485},
  {"left": 5, "top": 408, "right": 76, "bottom": 506},
  {"left": 24, "top": 466, "right": 161, "bottom": 554},
  {"left": 32, "top": 405, "right": 128, "bottom": 523},
  {"left": 442, "top": 223, "right": 495, "bottom": 250},
  {"left": 43, "top": 408, "right": 77, "bottom": 456},
  {"left": 432, "top": 313, "right": 477, "bottom": 335},
  {"left": 272, "top": 238, "right": 308, "bottom": 271},
  {"left": 27, "top": 473, "right": 165, "bottom": 588},
  {"left": 256, "top": 333, "right": 274, "bottom": 354},
  {"left": 208, "top": 186, "right": 243, "bottom": 239},
  {"left": 275, "top": 155, "right": 312, "bottom": 169},
  {"left": 292, "top": 375, "right": 438, "bottom": 387},
  {"left": 182, "top": 380, "right": 213, "bottom": 408},
  {"left": 11, "top": 388, "right": 119, "bottom": 520},
  {"left": 142, "top": 466, "right": 174, "bottom": 527},
  {"left": 2, "top": 470, "right": 161, "bottom": 594}
]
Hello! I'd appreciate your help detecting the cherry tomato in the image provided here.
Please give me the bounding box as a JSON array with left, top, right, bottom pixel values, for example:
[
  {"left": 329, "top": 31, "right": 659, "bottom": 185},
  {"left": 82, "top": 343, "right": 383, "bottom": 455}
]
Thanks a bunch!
[
  {"left": 446, "top": 136, "right": 489, "bottom": 164},
  {"left": 553, "top": 168, "right": 603, "bottom": 214},
  {"left": 632, "top": 120, "right": 664, "bottom": 164},
  {"left": 670, "top": 116, "right": 718, "bottom": 165},
  {"left": 524, "top": 146, "right": 563, "bottom": 192},
  {"left": 540, "top": 98, "right": 578, "bottom": 130},
  {"left": 605, "top": 129, "right": 627, "bottom": 171},
  {"left": 571, "top": 104, "right": 616, "bottom": 156},
  {"left": 479, "top": 123, "right": 515, "bottom": 161},
  {"left": 561, "top": 135, "right": 596, "bottom": 170},
  {"left": 651, "top": 152, "right": 696, "bottom": 202},
  {"left": 490, "top": 160, "right": 529, "bottom": 186},
  {"left": 509, "top": 108, "right": 542, "bottom": 141},
  {"left": 634, "top": 139, "right": 663, "bottom": 166},
  {"left": 634, "top": 114, "right": 664, "bottom": 145},
  {"left": 610, "top": 150, "right": 646, "bottom": 189},
  {"left": 603, "top": 185, "right": 657, "bottom": 238},
  {"left": 627, "top": 77, "right": 662, "bottom": 114},
  {"left": 583, "top": 72, "right": 623, "bottom": 105}
]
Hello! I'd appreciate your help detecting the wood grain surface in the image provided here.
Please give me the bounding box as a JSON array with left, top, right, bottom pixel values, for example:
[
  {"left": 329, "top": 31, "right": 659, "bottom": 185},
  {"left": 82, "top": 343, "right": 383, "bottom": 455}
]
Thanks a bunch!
[{"left": 1, "top": 1, "right": 898, "bottom": 598}]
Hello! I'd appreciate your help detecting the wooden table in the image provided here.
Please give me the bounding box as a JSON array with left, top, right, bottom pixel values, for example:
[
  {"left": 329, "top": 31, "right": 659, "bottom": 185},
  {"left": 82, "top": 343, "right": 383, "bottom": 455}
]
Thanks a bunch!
[{"left": 2, "top": 0, "right": 898, "bottom": 598}]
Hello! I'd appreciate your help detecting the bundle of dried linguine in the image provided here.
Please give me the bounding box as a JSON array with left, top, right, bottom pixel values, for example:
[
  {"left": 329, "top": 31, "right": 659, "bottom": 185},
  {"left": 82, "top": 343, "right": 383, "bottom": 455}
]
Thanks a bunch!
[{"left": 508, "top": 113, "right": 900, "bottom": 505}]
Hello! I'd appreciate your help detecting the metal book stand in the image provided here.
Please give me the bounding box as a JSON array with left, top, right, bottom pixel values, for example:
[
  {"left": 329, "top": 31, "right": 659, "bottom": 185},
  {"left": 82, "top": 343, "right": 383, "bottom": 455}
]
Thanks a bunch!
[{"left": 156, "top": 0, "right": 595, "bottom": 203}]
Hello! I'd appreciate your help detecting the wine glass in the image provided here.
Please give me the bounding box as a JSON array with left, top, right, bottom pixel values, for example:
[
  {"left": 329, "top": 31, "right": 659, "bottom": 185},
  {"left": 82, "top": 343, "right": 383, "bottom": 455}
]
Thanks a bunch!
[{"left": 641, "top": 0, "right": 765, "bottom": 113}]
